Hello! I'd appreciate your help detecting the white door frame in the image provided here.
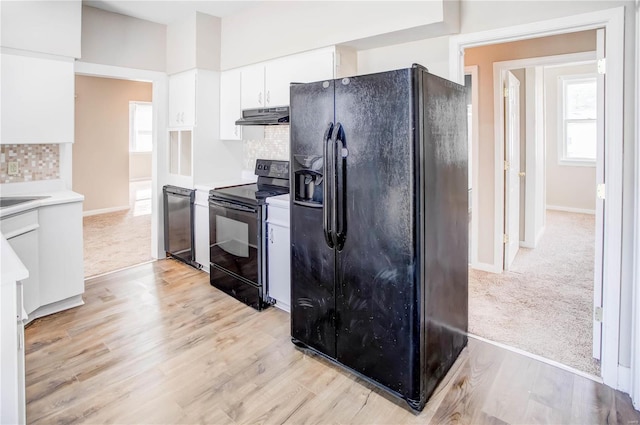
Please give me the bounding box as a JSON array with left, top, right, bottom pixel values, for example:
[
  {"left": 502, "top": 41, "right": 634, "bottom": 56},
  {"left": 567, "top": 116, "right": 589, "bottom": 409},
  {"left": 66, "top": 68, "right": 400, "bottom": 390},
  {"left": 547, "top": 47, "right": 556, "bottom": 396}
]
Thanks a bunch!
[
  {"left": 449, "top": 6, "right": 624, "bottom": 390},
  {"left": 632, "top": 0, "right": 640, "bottom": 410},
  {"left": 74, "top": 62, "right": 168, "bottom": 260},
  {"left": 465, "top": 65, "right": 480, "bottom": 268}
]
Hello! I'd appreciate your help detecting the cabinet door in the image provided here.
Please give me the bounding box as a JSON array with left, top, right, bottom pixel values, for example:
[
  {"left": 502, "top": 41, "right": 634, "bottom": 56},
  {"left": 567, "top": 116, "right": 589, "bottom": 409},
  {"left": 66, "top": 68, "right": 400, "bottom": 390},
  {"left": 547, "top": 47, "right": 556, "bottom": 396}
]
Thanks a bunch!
[
  {"left": 8, "top": 231, "right": 40, "bottom": 315},
  {"left": 169, "top": 70, "right": 197, "bottom": 127},
  {"left": 265, "top": 57, "right": 295, "bottom": 107},
  {"left": 1, "top": 53, "right": 73, "bottom": 144},
  {"left": 240, "top": 64, "right": 265, "bottom": 109},
  {"left": 292, "top": 50, "right": 334, "bottom": 84},
  {"left": 38, "top": 202, "right": 84, "bottom": 305},
  {"left": 220, "top": 69, "right": 242, "bottom": 140},
  {"left": 267, "top": 222, "right": 291, "bottom": 312}
]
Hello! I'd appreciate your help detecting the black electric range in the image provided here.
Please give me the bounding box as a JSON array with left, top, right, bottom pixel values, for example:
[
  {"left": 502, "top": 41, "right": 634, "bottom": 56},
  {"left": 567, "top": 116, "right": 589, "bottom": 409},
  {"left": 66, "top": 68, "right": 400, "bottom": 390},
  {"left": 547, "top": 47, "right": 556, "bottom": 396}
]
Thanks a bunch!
[{"left": 208, "top": 159, "right": 289, "bottom": 310}]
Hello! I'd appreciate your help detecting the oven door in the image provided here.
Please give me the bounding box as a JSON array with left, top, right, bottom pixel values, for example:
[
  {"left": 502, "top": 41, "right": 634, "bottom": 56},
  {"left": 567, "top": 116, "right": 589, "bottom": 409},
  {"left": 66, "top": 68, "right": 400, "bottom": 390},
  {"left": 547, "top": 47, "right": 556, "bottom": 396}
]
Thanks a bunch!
[{"left": 209, "top": 198, "right": 260, "bottom": 285}]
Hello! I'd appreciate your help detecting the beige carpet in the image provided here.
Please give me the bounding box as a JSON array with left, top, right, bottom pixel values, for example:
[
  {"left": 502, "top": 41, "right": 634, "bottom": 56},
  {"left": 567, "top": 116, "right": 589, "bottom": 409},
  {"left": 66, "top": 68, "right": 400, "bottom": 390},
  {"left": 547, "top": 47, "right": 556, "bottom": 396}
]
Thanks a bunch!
[
  {"left": 83, "top": 181, "right": 153, "bottom": 278},
  {"left": 469, "top": 210, "right": 600, "bottom": 376}
]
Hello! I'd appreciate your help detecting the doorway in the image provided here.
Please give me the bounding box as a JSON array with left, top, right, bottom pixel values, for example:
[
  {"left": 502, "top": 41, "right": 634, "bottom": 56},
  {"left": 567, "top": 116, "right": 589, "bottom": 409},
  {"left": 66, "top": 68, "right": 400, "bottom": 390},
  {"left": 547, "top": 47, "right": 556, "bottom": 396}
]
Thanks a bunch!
[
  {"left": 467, "top": 55, "right": 602, "bottom": 377},
  {"left": 73, "top": 75, "right": 155, "bottom": 277},
  {"left": 453, "top": 6, "right": 625, "bottom": 388}
]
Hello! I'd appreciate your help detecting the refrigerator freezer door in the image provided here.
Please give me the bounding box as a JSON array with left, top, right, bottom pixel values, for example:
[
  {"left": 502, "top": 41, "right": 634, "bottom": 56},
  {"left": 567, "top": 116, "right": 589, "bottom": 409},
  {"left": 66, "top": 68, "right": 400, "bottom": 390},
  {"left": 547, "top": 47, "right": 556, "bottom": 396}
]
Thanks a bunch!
[
  {"left": 290, "top": 79, "right": 338, "bottom": 357},
  {"left": 333, "top": 69, "right": 421, "bottom": 400}
]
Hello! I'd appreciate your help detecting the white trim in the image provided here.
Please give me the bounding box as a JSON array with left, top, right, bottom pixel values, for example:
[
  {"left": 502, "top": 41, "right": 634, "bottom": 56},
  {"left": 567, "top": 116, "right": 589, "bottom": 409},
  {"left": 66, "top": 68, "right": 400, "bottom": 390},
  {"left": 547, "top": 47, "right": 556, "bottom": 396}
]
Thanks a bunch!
[
  {"left": 619, "top": 365, "right": 632, "bottom": 394},
  {"left": 546, "top": 205, "right": 596, "bottom": 215},
  {"left": 521, "top": 224, "right": 546, "bottom": 249},
  {"left": 450, "top": 6, "right": 625, "bottom": 391},
  {"left": 26, "top": 295, "right": 84, "bottom": 325},
  {"left": 557, "top": 159, "right": 596, "bottom": 167},
  {"left": 632, "top": 0, "right": 640, "bottom": 410},
  {"left": 82, "top": 205, "right": 129, "bottom": 217},
  {"left": 465, "top": 65, "right": 480, "bottom": 270},
  {"left": 468, "top": 334, "right": 603, "bottom": 383},
  {"left": 74, "top": 61, "right": 168, "bottom": 260},
  {"left": 471, "top": 261, "right": 502, "bottom": 274}
]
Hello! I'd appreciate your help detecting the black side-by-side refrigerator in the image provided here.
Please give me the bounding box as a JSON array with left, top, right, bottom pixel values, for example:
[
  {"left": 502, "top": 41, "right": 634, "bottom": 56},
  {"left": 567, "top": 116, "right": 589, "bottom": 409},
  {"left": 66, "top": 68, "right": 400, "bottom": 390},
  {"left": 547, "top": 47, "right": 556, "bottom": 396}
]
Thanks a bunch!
[{"left": 289, "top": 65, "right": 468, "bottom": 412}]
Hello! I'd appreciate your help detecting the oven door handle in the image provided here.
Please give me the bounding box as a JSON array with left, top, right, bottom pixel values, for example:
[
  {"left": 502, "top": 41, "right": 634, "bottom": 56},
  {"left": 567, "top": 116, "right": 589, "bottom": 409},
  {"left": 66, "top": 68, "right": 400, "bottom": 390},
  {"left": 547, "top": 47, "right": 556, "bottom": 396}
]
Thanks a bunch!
[{"left": 209, "top": 199, "right": 257, "bottom": 213}]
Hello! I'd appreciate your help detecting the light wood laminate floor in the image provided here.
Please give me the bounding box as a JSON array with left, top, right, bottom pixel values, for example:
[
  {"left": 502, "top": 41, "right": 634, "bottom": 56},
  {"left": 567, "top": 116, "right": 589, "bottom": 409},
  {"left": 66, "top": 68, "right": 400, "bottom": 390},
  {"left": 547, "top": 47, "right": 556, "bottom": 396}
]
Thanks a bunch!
[{"left": 25, "top": 260, "right": 640, "bottom": 424}]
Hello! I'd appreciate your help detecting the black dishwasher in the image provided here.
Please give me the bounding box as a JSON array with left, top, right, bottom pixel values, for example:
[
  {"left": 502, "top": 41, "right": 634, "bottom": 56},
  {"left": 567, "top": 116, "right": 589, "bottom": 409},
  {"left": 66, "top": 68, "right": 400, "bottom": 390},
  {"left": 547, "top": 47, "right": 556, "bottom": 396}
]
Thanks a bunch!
[{"left": 162, "top": 185, "right": 200, "bottom": 268}]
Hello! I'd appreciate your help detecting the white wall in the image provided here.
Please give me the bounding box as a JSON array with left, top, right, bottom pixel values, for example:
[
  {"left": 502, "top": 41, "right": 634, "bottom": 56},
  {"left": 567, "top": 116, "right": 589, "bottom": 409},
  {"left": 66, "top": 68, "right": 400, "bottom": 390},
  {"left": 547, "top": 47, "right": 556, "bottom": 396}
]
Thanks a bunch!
[
  {"left": 81, "top": 6, "right": 166, "bottom": 72},
  {"left": 544, "top": 63, "right": 597, "bottom": 213},
  {"left": 221, "top": 1, "right": 448, "bottom": 70},
  {"left": 166, "top": 12, "right": 221, "bottom": 75},
  {"left": 0, "top": 0, "right": 81, "bottom": 58},
  {"left": 129, "top": 152, "right": 152, "bottom": 181},
  {"left": 357, "top": 36, "right": 450, "bottom": 78},
  {"left": 73, "top": 76, "right": 152, "bottom": 213}
]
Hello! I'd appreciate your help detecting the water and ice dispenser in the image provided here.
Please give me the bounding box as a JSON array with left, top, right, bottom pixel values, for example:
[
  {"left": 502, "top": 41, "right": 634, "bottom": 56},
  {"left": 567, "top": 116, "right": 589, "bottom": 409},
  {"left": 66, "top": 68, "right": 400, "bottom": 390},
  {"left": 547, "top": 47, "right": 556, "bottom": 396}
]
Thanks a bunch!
[{"left": 293, "top": 155, "right": 324, "bottom": 206}]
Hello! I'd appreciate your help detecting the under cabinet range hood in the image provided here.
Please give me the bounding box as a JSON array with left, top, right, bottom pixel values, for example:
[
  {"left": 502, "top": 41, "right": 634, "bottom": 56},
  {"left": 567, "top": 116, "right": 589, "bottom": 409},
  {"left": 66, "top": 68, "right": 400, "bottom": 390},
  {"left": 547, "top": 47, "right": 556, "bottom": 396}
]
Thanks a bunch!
[{"left": 235, "top": 106, "right": 289, "bottom": 126}]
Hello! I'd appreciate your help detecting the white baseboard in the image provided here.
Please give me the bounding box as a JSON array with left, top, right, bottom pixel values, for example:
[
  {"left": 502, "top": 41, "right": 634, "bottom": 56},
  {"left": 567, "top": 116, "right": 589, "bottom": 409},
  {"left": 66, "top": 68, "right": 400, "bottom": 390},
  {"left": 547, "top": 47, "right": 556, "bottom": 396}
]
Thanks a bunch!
[
  {"left": 470, "top": 261, "right": 502, "bottom": 273},
  {"left": 546, "top": 205, "right": 596, "bottom": 215},
  {"left": 618, "top": 365, "right": 631, "bottom": 393},
  {"left": 129, "top": 178, "right": 151, "bottom": 182},
  {"left": 83, "top": 205, "right": 129, "bottom": 217},
  {"left": 26, "top": 295, "right": 84, "bottom": 325}
]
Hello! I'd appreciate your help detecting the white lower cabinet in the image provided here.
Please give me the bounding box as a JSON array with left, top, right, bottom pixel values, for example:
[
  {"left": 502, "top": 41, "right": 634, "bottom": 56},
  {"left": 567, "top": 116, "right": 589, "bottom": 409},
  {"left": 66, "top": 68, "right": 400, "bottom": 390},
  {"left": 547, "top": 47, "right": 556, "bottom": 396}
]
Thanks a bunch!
[
  {"left": 266, "top": 196, "right": 290, "bottom": 312},
  {"left": 1, "top": 210, "right": 40, "bottom": 316},
  {"left": 38, "top": 202, "right": 84, "bottom": 308},
  {"left": 0, "top": 198, "right": 84, "bottom": 323}
]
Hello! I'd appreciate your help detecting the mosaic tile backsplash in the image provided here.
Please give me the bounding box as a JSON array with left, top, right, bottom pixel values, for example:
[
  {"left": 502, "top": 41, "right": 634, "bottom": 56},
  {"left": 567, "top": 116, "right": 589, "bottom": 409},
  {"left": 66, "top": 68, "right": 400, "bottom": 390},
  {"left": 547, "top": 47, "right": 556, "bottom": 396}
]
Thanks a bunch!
[
  {"left": 0, "top": 144, "right": 60, "bottom": 183},
  {"left": 242, "top": 126, "right": 290, "bottom": 170}
]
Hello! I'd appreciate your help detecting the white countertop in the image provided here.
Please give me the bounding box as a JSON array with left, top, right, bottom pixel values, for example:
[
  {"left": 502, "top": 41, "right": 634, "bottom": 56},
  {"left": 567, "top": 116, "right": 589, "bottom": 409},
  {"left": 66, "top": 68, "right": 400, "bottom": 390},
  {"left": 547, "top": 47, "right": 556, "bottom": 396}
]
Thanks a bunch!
[
  {"left": 194, "top": 169, "right": 258, "bottom": 192},
  {"left": 266, "top": 193, "right": 290, "bottom": 208},
  {"left": 0, "top": 190, "right": 84, "bottom": 219}
]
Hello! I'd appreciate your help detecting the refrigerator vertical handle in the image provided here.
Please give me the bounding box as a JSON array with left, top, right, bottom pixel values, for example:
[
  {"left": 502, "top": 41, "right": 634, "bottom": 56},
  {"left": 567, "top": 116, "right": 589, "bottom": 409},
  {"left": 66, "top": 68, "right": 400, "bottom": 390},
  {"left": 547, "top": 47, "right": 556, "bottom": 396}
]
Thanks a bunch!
[
  {"left": 322, "top": 122, "right": 335, "bottom": 248},
  {"left": 333, "top": 123, "right": 347, "bottom": 250}
]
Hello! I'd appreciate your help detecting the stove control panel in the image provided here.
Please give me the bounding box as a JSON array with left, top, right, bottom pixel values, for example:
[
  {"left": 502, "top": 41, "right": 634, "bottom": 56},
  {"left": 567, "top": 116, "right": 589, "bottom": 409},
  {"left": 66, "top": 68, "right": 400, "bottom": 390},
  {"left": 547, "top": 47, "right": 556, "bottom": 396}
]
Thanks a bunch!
[{"left": 255, "top": 159, "right": 289, "bottom": 180}]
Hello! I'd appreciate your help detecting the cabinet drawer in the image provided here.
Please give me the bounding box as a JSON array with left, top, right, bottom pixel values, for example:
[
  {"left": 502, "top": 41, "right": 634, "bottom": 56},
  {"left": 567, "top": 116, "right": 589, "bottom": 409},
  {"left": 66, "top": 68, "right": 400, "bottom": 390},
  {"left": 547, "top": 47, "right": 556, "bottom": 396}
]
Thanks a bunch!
[
  {"left": 1, "top": 210, "right": 39, "bottom": 238},
  {"left": 266, "top": 205, "right": 289, "bottom": 227}
]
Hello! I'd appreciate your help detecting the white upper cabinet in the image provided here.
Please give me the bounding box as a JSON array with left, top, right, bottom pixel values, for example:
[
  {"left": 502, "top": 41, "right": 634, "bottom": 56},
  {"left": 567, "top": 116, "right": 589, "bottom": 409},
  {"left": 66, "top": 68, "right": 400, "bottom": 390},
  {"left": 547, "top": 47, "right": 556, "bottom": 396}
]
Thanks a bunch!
[
  {"left": 264, "top": 56, "right": 296, "bottom": 108},
  {"left": 219, "top": 69, "right": 242, "bottom": 140},
  {"left": 1, "top": 53, "right": 74, "bottom": 144},
  {"left": 291, "top": 49, "right": 335, "bottom": 84},
  {"left": 237, "top": 48, "right": 341, "bottom": 111},
  {"left": 240, "top": 63, "right": 266, "bottom": 109},
  {"left": 169, "top": 70, "right": 197, "bottom": 127},
  {"left": 221, "top": 47, "right": 354, "bottom": 138}
]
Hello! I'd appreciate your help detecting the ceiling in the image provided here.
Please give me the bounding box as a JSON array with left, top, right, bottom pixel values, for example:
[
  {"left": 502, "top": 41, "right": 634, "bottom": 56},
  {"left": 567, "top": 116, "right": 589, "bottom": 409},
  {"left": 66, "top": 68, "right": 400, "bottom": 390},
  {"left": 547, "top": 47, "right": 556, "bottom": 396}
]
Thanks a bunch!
[{"left": 83, "top": 0, "right": 263, "bottom": 24}]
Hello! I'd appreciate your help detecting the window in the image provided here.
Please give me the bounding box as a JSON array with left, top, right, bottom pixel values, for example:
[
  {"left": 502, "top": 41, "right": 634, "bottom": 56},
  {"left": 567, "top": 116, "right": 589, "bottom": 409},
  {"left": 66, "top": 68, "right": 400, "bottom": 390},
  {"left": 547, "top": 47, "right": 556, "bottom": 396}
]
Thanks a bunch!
[
  {"left": 559, "top": 75, "right": 597, "bottom": 165},
  {"left": 129, "top": 102, "right": 153, "bottom": 152}
]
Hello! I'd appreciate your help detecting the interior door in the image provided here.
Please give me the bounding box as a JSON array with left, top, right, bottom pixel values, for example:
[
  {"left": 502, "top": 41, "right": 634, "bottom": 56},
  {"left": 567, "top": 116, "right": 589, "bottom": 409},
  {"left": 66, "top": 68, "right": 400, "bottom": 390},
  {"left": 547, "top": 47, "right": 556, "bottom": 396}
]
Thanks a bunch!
[
  {"left": 504, "top": 71, "right": 521, "bottom": 270},
  {"left": 592, "top": 28, "right": 605, "bottom": 361}
]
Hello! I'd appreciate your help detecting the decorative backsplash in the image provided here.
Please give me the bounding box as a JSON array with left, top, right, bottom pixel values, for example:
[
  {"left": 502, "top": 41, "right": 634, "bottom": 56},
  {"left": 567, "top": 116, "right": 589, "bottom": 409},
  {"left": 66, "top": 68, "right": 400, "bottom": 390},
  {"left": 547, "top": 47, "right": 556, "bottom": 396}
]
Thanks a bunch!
[
  {"left": 0, "top": 144, "right": 60, "bottom": 183},
  {"left": 242, "top": 126, "right": 290, "bottom": 170}
]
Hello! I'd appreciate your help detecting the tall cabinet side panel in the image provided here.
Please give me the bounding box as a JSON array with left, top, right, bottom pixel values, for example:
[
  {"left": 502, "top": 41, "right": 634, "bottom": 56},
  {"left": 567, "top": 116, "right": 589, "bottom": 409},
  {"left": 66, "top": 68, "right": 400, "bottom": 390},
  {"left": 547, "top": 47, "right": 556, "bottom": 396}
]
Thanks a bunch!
[
  {"left": 421, "top": 72, "right": 469, "bottom": 400},
  {"left": 334, "top": 69, "right": 421, "bottom": 400},
  {"left": 289, "top": 80, "right": 338, "bottom": 358}
]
